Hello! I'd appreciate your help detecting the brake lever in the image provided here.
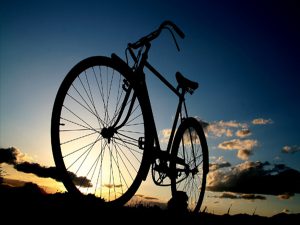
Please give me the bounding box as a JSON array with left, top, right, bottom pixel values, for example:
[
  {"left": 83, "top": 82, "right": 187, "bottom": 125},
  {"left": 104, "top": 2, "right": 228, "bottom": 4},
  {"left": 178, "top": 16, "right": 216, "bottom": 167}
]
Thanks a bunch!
[{"left": 164, "top": 27, "right": 181, "bottom": 52}]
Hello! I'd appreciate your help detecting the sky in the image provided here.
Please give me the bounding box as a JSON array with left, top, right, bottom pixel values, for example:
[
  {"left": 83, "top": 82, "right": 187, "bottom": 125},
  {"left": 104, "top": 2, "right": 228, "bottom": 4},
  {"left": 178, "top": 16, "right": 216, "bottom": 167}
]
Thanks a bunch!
[{"left": 1, "top": 0, "right": 300, "bottom": 217}]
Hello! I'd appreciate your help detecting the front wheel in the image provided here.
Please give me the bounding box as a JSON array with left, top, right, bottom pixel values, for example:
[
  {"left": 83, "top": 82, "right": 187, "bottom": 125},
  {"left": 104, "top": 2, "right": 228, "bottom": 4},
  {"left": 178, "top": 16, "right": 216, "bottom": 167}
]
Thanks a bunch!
[
  {"left": 51, "top": 56, "right": 151, "bottom": 206},
  {"left": 170, "top": 117, "right": 209, "bottom": 213}
]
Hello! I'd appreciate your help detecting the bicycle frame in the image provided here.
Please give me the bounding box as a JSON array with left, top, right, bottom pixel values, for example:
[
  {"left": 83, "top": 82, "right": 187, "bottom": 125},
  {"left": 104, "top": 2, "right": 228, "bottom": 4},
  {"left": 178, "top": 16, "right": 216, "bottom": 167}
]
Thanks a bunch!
[
  {"left": 111, "top": 41, "right": 190, "bottom": 160},
  {"left": 51, "top": 20, "right": 208, "bottom": 211}
]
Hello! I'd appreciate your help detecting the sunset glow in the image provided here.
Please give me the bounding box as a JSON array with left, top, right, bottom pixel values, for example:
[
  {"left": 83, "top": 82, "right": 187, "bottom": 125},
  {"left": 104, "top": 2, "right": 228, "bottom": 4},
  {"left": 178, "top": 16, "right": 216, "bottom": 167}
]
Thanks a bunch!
[{"left": 1, "top": 0, "right": 299, "bottom": 217}]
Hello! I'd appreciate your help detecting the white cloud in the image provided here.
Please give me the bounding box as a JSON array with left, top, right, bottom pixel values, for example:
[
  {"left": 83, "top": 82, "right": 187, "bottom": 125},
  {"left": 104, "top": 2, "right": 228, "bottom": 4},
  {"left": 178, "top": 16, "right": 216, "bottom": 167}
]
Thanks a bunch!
[
  {"left": 252, "top": 118, "right": 273, "bottom": 125},
  {"left": 236, "top": 129, "right": 251, "bottom": 138},
  {"left": 160, "top": 127, "right": 200, "bottom": 146},
  {"left": 205, "top": 120, "right": 247, "bottom": 138},
  {"left": 282, "top": 145, "right": 300, "bottom": 154},
  {"left": 160, "top": 128, "right": 172, "bottom": 143},
  {"left": 237, "top": 149, "right": 253, "bottom": 160},
  {"left": 218, "top": 139, "right": 258, "bottom": 160},
  {"left": 218, "top": 139, "right": 257, "bottom": 151}
]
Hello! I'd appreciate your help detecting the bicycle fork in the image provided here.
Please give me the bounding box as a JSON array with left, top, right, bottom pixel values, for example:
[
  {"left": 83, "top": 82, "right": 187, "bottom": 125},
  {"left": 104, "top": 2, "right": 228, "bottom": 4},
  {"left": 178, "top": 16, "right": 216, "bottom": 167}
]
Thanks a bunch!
[{"left": 100, "top": 79, "right": 136, "bottom": 143}]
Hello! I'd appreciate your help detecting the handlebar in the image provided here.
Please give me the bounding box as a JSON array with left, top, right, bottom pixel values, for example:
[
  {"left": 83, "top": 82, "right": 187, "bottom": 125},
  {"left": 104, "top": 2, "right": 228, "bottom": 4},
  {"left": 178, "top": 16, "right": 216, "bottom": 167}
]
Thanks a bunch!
[
  {"left": 128, "top": 20, "right": 185, "bottom": 50},
  {"left": 159, "top": 20, "right": 185, "bottom": 39}
]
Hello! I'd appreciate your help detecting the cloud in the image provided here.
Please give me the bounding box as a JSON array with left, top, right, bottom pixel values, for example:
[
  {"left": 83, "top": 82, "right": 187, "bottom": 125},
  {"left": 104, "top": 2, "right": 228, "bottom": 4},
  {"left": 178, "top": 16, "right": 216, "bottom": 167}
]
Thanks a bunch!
[
  {"left": 237, "top": 149, "right": 253, "bottom": 161},
  {"left": 134, "top": 194, "right": 144, "bottom": 198},
  {"left": 0, "top": 147, "right": 17, "bottom": 164},
  {"left": 160, "top": 126, "right": 201, "bottom": 145},
  {"left": 196, "top": 119, "right": 209, "bottom": 129},
  {"left": 207, "top": 161, "right": 300, "bottom": 196},
  {"left": 14, "top": 162, "right": 61, "bottom": 180},
  {"left": 144, "top": 196, "right": 159, "bottom": 200},
  {"left": 197, "top": 118, "right": 273, "bottom": 139},
  {"left": 219, "top": 192, "right": 238, "bottom": 199},
  {"left": 160, "top": 129, "right": 172, "bottom": 143},
  {"left": 132, "top": 194, "right": 159, "bottom": 201},
  {"left": 217, "top": 120, "right": 247, "bottom": 128},
  {"left": 252, "top": 118, "right": 273, "bottom": 125},
  {"left": 218, "top": 192, "right": 266, "bottom": 200},
  {"left": 282, "top": 208, "right": 290, "bottom": 213},
  {"left": 209, "top": 162, "right": 231, "bottom": 172},
  {"left": 0, "top": 147, "right": 31, "bottom": 164},
  {"left": 129, "top": 194, "right": 163, "bottom": 208},
  {"left": 282, "top": 145, "right": 300, "bottom": 154},
  {"left": 218, "top": 139, "right": 258, "bottom": 160},
  {"left": 204, "top": 120, "right": 247, "bottom": 138},
  {"left": 241, "top": 194, "right": 266, "bottom": 200},
  {"left": 236, "top": 129, "right": 251, "bottom": 138},
  {"left": 277, "top": 193, "right": 295, "bottom": 200},
  {"left": 104, "top": 184, "right": 123, "bottom": 189},
  {"left": 0, "top": 147, "right": 92, "bottom": 188},
  {"left": 218, "top": 139, "right": 257, "bottom": 151}
]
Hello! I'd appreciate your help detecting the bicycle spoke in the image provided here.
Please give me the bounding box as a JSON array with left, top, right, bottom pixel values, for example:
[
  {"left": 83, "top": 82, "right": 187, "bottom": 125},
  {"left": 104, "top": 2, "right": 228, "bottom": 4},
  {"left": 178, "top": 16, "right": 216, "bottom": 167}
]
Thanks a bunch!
[
  {"left": 122, "top": 122, "right": 144, "bottom": 127},
  {"left": 113, "top": 138, "right": 142, "bottom": 155},
  {"left": 60, "top": 117, "right": 97, "bottom": 133},
  {"left": 97, "top": 138, "right": 107, "bottom": 198},
  {"left": 125, "top": 113, "right": 143, "bottom": 127},
  {"left": 66, "top": 93, "right": 104, "bottom": 125},
  {"left": 118, "top": 129, "right": 144, "bottom": 135},
  {"left": 70, "top": 83, "right": 104, "bottom": 128},
  {"left": 113, "top": 136, "right": 139, "bottom": 149},
  {"left": 113, "top": 143, "right": 137, "bottom": 180},
  {"left": 60, "top": 128, "right": 95, "bottom": 132},
  {"left": 111, "top": 75, "right": 124, "bottom": 126},
  {"left": 114, "top": 143, "right": 125, "bottom": 194},
  {"left": 66, "top": 134, "right": 101, "bottom": 171},
  {"left": 52, "top": 56, "right": 147, "bottom": 205},
  {"left": 62, "top": 138, "right": 103, "bottom": 158},
  {"left": 60, "top": 130, "right": 98, "bottom": 145},
  {"left": 113, "top": 138, "right": 140, "bottom": 174},
  {"left": 62, "top": 105, "right": 98, "bottom": 133},
  {"left": 93, "top": 66, "right": 108, "bottom": 126},
  {"left": 112, "top": 143, "right": 132, "bottom": 188}
]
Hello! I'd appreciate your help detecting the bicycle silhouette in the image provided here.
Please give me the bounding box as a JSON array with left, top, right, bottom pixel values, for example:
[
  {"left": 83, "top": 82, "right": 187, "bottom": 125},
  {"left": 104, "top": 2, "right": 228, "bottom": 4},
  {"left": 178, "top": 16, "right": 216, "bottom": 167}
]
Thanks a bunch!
[{"left": 51, "top": 20, "right": 209, "bottom": 212}]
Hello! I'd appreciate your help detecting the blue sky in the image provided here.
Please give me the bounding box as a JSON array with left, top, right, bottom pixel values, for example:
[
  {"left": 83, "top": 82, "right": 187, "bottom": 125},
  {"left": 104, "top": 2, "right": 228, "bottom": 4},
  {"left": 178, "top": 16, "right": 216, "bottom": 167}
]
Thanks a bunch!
[{"left": 1, "top": 0, "right": 300, "bottom": 216}]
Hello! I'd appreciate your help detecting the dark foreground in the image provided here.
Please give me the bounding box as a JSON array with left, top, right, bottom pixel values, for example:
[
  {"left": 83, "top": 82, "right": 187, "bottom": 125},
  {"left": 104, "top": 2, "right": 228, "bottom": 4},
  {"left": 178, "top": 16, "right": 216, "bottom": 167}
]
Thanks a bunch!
[{"left": 1, "top": 183, "right": 299, "bottom": 225}]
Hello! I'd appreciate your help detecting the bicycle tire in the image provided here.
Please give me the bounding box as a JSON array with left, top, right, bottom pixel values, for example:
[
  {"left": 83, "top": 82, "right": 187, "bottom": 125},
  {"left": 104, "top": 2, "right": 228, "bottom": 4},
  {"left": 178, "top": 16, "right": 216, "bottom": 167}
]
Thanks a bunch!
[
  {"left": 170, "top": 117, "right": 209, "bottom": 212},
  {"left": 51, "top": 56, "right": 151, "bottom": 206}
]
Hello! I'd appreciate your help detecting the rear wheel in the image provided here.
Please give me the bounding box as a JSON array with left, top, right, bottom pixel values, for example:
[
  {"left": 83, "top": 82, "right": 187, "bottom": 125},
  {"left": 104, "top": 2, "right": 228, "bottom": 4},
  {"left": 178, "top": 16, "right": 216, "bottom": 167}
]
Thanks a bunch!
[
  {"left": 51, "top": 56, "right": 150, "bottom": 206},
  {"left": 170, "top": 117, "right": 209, "bottom": 212}
]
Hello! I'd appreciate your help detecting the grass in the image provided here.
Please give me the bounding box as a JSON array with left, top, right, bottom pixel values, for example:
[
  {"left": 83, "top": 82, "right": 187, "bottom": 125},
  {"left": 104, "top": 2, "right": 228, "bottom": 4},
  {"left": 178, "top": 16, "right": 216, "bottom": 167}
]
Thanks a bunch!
[{"left": 1, "top": 182, "right": 299, "bottom": 225}]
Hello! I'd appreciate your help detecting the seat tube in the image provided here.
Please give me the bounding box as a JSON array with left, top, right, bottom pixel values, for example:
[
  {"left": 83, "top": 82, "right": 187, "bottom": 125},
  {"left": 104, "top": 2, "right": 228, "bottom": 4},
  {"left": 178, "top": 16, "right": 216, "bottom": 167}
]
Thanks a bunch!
[{"left": 166, "top": 90, "right": 185, "bottom": 154}]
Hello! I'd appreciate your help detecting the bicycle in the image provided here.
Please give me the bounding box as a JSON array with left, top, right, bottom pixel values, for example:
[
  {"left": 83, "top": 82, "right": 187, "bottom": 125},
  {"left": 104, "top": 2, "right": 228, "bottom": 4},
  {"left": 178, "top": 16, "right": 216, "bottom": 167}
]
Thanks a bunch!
[{"left": 51, "top": 20, "right": 209, "bottom": 212}]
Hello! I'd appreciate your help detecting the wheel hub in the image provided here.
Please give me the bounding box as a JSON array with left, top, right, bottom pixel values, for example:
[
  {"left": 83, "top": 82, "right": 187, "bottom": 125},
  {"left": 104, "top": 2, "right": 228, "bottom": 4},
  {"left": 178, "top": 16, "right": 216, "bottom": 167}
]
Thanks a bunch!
[{"left": 101, "top": 127, "right": 115, "bottom": 143}]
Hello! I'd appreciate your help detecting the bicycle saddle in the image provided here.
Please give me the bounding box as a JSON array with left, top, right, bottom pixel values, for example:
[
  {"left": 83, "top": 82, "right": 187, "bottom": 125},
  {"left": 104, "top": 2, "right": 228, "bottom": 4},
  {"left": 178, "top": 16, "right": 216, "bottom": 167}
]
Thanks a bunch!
[{"left": 176, "top": 72, "right": 199, "bottom": 93}]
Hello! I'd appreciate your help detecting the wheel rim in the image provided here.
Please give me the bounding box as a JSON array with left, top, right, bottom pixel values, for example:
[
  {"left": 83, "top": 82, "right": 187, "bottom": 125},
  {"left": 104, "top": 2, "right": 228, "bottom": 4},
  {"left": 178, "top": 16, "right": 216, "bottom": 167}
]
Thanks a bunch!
[
  {"left": 171, "top": 120, "right": 208, "bottom": 212},
  {"left": 51, "top": 57, "right": 147, "bottom": 204}
]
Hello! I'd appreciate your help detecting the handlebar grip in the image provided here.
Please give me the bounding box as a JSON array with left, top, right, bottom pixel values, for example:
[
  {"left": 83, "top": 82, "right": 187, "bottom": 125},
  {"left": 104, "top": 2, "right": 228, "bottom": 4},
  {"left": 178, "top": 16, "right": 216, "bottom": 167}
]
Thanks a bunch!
[{"left": 160, "top": 20, "right": 185, "bottom": 39}]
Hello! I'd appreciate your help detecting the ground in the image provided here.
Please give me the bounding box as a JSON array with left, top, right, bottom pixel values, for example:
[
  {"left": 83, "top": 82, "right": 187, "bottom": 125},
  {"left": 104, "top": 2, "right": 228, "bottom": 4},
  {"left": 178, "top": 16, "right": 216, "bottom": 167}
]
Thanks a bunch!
[{"left": 1, "top": 182, "right": 299, "bottom": 225}]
